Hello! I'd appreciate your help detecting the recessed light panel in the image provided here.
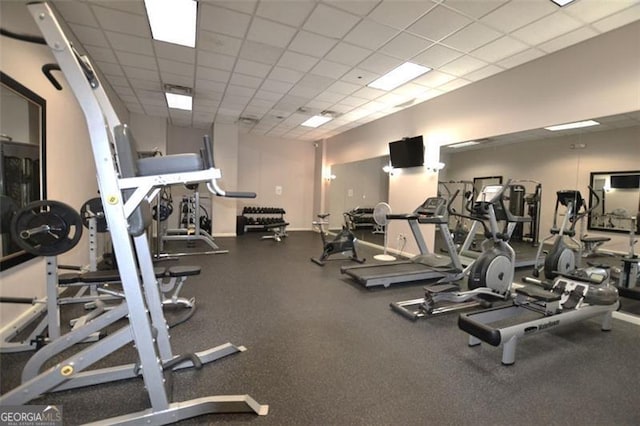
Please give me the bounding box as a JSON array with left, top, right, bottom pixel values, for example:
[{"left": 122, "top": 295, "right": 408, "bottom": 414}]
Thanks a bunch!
[
  {"left": 544, "top": 120, "right": 600, "bottom": 131},
  {"left": 368, "top": 62, "right": 431, "bottom": 91},
  {"left": 145, "top": 0, "right": 197, "bottom": 48},
  {"left": 166, "top": 93, "right": 193, "bottom": 110},
  {"left": 302, "top": 115, "right": 333, "bottom": 128}
]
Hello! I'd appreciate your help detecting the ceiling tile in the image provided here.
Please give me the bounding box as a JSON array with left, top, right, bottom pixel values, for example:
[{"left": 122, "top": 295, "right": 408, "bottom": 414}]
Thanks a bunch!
[
  {"left": 413, "top": 44, "right": 463, "bottom": 68},
  {"left": 247, "top": 17, "right": 297, "bottom": 48},
  {"left": 303, "top": 4, "right": 361, "bottom": 38},
  {"left": 311, "top": 60, "right": 351, "bottom": 79},
  {"left": 195, "top": 78, "right": 227, "bottom": 94},
  {"left": 196, "top": 66, "right": 230, "bottom": 83},
  {"left": 288, "top": 85, "right": 323, "bottom": 99},
  {"left": 277, "top": 51, "right": 320, "bottom": 72},
  {"left": 239, "top": 41, "right": 284, "bottom": 65},
  {"left": 226, "top": 85, "right": 255, "bottom": 98},
  {"left": 254, "top": 89, "right": 284, "bottom": 102},
  {"left": 326, "top": 80, "right": 360, "bottom": 95},
  {"left": 409, "top": 5, "right": 473, "bottom": 41},
  {"left": 198, "top": 31, "right": 243, "bottom": 56},
  {"left": 95, "top": 61, "right": 125, "bottom": 77},
  {"left": 592, "top": 3, "right": 640, "bottom": 32},
  {"left": 69, "top": 24, "right": 109, "bottom": 48},
  {"left": 439, "top": 55, "right": 487, "bottom": 76},
  {"left": 153, "top": 41, "right": 196, "bottom": 64},
  {"left": 352, "top": 86, "right": 386, "bottom": 100},
  {"left": 496, "top": 48, "right": 545, "bottom": 69},
  {"left": 89, "top": 1, "right": 146, "bottom": 16},
  {"left": 443, "top": 0, "right": 508, "bottom": 19},
  {"left": 123, "top": 67, "right": 161, "bottom": 82},
  {"left": 198, "top": 50, "right": 236, "bottom": 71},
  {"left": 113, "top": 85, "right": 135, "bottom": 98},
  {"left": 137, "top": 90, "right": 166, "bottom": 105},
  {"left": 438, "top": 78, "right": 471, "bottom": 92},
  {"left": 538, "top": 26, "right": 599, "bottom": 54},
  {"left": 512, "top": 13, "right": 582, "bottom": 46},
  {"left": 260, "top": 79, "right": 295, "bottom": 94},
  {"left": 158, "top": 58, "right": 194, "bottom": 77},
  {"left": 564, "top": 0, "right": 638, "bottom": 23},
  {"left": 480, "top": 0, "right": 556, "bottom": 33},
  {"left": 234, "top": 59, "right": 273, "bottom": 78},
  {"left": 86, "top": 45, "right": 119, "bottom": 63},
  {"left": 229, "top": 72, "right": 262, "bottom": 89},
  {"left": 289, "top": 31, "right": 338, "bottom": 58},
  {"left": 305, "top": 99, "right": 335, "bottom": 111},
  {"left": 298, "top": 74, "right": 334, "bottom": 90},
  {"left": 337, "top": 96, "right": 369, "bottom": 108},
  {"left": 92, "top": 5, "right": 150, "bottom": 38},
  {"left": 343, "top": 19, "right": 398, "bottom": 50},
  {"left": 106, "top": 32, "right": 153, "bottom": 55},
  {"left": 357, "top": 53, "right": 403, "bottom": 74},
  {"left": 206, "top": 0, "right": 257, "bottom": 14},
  {"left": 269, "top": 67, "right": 304, "bottom": 84},
  {"left": 340, "top": 68, "right": 380, "bottom": 85},
  {"left": 325, "top": 42, "right": 373, "bottom": 66},
  {"left": 379, "top": 32, "right": 433, "bottom": 60},
  {"left": 463, "top": 64, "right": 503, "bottom": 82},
  {"left": 256, "top": 1, "right": 315, "bottom": 27},
  {"left": 413, "top": 70, "right": 457, "bottom": 88},
  {"left": 471, "top": 36, "right": 528, "bottom": 63},
  {"left": 116, "top": 51, "right": 157, "bottom": 71},
  {"left": 199, "top": 4, "right": 251, "bottom": 39},
  {"left": 324, "top": 0, "right": 381, "bottom": 16},
  {"left": 441, "top": 22, "right": 502, "bottom": 52},
  {"left": 143, "top": 105, "right": 169, "bottom": 117},
  {"left": 314, "top": 91, "right": 347, "bottom": 103},
  {"left": 368, "top": 1, "right": 436, "bottom": 30},
  {"left": 126, "top": 78, "right": 162, "bottom": 91},
  {"left": 53, "top": 1, "right": 98, "bottom": 26}
]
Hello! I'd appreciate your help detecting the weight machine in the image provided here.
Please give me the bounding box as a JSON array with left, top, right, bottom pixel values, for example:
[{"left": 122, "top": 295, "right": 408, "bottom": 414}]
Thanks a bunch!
[
  {"left": 155, "top": 186, "right": 228, "bottom": 257},
  {"left": 1, "top": 3, "right": 268, "bottom": 423}
]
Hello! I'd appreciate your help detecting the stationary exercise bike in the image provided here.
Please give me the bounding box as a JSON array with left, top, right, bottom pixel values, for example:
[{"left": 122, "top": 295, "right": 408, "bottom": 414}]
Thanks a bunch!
[
  {"left": 532, "top": 188, "right": 600, "bottom": 280},
  {"left": 311, "top": 213, "right": 365, "bottom": 266}
]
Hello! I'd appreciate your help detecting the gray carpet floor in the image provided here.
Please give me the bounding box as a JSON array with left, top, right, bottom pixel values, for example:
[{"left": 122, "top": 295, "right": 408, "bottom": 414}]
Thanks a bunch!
[{"left": 1, "top": 231, "right": 639, "bottom": 425}]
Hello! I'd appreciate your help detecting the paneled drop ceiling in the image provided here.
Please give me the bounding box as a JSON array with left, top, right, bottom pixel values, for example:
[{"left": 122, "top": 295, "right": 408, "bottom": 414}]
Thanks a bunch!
[{"left": 50, "top": 0, "right": 640, "bottom": 140}]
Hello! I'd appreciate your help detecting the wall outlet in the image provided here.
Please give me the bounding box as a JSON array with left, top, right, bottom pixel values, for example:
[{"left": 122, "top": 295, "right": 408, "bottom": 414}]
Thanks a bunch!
[{"left": 275, "top": 185, "right": 282, "bottom": 195}]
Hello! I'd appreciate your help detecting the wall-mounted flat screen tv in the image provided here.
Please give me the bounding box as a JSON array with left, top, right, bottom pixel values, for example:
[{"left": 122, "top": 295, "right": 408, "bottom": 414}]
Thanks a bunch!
[
  {"left": 389, "top": 135, "right": 424, "bottom": 168},
  {"left": 610, "top": 174, "right": 640, "bottom": 189}
]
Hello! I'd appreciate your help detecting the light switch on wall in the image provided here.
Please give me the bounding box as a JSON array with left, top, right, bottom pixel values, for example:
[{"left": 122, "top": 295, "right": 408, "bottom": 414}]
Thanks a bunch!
[
  {"left": 347, "top": 189, "right": 353, "bottom": 197},
  {"left": 275, "top": 185, "right": 282, "bottom": 195}
]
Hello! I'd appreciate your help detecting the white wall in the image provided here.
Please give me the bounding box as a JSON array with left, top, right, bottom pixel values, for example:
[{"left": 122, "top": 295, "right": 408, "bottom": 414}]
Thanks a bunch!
[
  {"left": 238, "top": 132, "right": 316, "bottom": 230},
  {"left": 324, "top": 20, "right": 640, "bottom": 255},
  {"left": 0, "top": 1, "right": 128, "bottom": 324},
  {"left": 443, "top": 126, "right": 640, "bottom": 252}
]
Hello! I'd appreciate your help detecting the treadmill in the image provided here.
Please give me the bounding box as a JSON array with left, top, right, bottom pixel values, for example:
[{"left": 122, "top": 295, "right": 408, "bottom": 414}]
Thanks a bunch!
[{"left": 340, "top": 196, "right": 464, "bottom": 288}]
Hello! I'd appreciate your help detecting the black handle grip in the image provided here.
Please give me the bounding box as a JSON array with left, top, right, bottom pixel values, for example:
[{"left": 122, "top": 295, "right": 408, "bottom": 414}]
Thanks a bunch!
[
  {"left": 42, "top": 64, "right": 63, "bottom": 90},
  {"left": 223, "top": 191, "right": 256, "bottom": 199}
]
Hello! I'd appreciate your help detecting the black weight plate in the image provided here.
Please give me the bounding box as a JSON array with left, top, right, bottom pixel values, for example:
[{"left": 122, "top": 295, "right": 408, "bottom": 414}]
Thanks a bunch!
[
  {"left": 11, "top": 200, "right": 83, "bottom": 256},
  {"left": 80, "top": 197, "right": 108, "bottom": 232}
]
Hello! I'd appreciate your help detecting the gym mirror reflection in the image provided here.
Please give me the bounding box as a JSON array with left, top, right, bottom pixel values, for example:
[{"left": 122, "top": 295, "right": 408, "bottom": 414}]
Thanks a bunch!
[
  {"left": 588, "top": 171, "right": 640, "bottom": 233},
  {"left": 327, "top": 156, "right": 389, "bottom": 246},
  {"left": 0, "top": 72, "right": 46, "bottom": 271}
]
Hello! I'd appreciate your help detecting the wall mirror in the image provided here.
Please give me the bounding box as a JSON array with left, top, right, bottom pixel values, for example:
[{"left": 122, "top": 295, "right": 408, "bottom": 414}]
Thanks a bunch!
[
  {"left": 328, "top": 156, "right": 389, "bottom": 245},
  {"left": 588, "top": 171, "right": 640, "bottom": 233},
  {"left": 0, "top": 71, "right": 47, "bottom": 271}
]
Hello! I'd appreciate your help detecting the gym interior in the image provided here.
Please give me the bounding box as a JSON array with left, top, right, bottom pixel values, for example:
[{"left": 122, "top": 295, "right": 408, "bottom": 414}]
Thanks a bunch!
[{"left": 1, "top": 1, "right": 639, "bottom": 425}]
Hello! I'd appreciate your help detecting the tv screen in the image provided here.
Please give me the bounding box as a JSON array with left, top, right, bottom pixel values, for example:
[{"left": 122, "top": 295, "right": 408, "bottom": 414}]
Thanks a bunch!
[
  {"left": 389, "top": 136, "right": 424, "bottom": 168},
  {"left": 610, "top": 174, "right": 639, "bottom": 189}
]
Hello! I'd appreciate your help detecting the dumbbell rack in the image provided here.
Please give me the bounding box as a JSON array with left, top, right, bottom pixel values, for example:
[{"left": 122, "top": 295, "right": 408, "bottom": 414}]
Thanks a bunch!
[{"left": 242, "top": 207, "right": 287, "bottom": 233}]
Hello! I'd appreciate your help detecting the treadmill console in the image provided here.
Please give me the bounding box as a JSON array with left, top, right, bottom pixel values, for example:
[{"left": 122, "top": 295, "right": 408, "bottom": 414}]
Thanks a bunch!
[
  {"left": 414, "top": 197, "right": 447, "bottom": 218},
  {"left": 477, "top": 185, "right": 502, "bottom": 204}
]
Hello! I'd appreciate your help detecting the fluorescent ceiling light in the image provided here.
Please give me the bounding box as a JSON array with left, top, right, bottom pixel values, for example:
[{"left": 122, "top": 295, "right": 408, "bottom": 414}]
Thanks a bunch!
[
  {"left": 166, "top": 93, "right": 192, "bottom": 111},
  {"left": 550, "top": 0, "right": 575, "bottom": 6},
  {"left": 145, "top": 0, "right": 197, "bottom": 48},
  {"left": 302, "top": 115, "right": 332, "bottom": 128},
  {"left": 448, "top": 141, "right": 480, "bottom": 148},
  {"left": 368, "top": 62, "right": 431, "bottom": 91},
  {"left": 544, "top": 120, "right": 600, "bottom": 131}
]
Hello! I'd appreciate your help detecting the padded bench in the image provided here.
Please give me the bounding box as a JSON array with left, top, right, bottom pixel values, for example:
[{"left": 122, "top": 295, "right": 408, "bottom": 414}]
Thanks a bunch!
[{"left": 261, "top": 222, "right": 289, "bottom": 242}]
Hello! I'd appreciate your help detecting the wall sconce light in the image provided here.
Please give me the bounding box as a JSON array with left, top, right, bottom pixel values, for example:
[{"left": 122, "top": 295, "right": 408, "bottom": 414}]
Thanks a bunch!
[
  {"left": 382, "top": 164, "right": 395, "bottom": 176},
  {"left": 425, "top": 162, "right": 446, "bottom": 172}
]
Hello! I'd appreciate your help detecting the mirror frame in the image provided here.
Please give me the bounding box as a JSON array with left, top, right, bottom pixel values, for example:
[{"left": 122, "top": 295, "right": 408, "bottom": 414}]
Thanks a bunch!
[
  {"left": 587, "top": 170, "right": 640, "bottom": 234},
  {"left": 0, "top": 71, "right": 47, "bottom": 271}
]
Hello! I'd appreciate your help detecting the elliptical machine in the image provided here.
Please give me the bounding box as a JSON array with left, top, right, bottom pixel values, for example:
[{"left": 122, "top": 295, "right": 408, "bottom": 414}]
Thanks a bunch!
[
  {"left": 311, "top": 213, "right": 365, "bottom": 266},
  {"left": 532, "top": 188, "right": 600, "bottom": 280},
  {"left": 391, "top": 182, "right": 528, "bottom": 320}
]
